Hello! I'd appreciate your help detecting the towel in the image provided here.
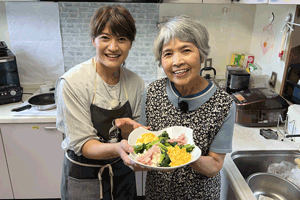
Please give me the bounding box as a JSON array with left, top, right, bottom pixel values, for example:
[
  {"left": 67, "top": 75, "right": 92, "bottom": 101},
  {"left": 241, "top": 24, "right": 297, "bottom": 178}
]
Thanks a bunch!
[{"left": 287, "top": 104, "right": 300, "bottom": 136}]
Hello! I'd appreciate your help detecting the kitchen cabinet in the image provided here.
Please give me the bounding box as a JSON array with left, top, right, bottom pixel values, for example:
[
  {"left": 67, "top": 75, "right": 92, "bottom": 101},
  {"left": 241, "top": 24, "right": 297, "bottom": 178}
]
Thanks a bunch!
[
  {"left": 1, "top": 123, "right": 63, "bottom": 199},
  {"left": 0, "top": 130, "right": 13, "bottom": 199}
]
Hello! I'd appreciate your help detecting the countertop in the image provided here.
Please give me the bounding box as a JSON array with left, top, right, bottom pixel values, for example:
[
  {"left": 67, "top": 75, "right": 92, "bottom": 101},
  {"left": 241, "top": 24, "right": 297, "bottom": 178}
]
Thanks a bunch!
[
  {"left": 224, "top": 124, "right": 300, "bottom": 200},
  {"left": 0, "top": 86, "right": 56, "bottom": 124}
]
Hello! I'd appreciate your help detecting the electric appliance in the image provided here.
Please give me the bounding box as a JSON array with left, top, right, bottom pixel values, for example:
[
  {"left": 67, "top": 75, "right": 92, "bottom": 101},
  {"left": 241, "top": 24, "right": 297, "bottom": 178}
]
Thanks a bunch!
[
  {"left": 232, "top": 88, "right": 289, "bottom": 127},
  {"left": 225, "top": 67, "right": 250, "bottom": 94},
  {"left": 0, "top": 41, "right": 23, "bottom": 105}
]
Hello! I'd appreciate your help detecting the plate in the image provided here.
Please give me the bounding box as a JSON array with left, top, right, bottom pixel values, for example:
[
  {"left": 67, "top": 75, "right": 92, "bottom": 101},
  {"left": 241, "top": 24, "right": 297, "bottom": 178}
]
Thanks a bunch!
[{"left": 128, "top": 126, "right": 201, "bottom": 171}]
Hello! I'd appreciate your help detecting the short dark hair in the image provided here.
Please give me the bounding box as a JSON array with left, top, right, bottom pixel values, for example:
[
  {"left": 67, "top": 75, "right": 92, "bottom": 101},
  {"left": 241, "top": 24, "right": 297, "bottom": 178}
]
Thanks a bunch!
[{"left": 90, "top": 5, "right": 136, "bottom": 42}]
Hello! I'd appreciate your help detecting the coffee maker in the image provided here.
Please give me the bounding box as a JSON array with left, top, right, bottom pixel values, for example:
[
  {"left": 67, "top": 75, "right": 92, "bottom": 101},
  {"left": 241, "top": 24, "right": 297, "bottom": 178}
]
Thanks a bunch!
[
  {"left": 0, "top": 41, "right": 23, "bottom": 105},
  {"left": 225, "top": 66, "right": 250, "bottom": 94}
]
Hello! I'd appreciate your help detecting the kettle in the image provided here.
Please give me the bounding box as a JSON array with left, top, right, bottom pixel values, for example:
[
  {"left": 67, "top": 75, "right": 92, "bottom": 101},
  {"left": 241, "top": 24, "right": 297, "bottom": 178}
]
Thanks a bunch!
[{"left": 200, "top": 58, "right": 216, "bottom": 80}]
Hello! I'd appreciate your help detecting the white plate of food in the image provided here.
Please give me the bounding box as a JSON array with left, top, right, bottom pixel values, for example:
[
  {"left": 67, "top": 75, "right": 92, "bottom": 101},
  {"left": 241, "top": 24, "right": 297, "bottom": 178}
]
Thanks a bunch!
[{"left": 128, "top": 126, "right": 201, "bottom": 171}]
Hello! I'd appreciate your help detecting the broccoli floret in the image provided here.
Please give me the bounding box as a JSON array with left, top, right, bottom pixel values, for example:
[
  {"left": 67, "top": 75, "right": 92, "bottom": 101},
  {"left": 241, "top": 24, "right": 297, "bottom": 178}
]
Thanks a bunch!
[
  {"left": 158, "top": 131, "right": 170, "bottom": 139},
  {"left": 179, "top": 144, "right": 195, "bottom": 153},
  {"left": 133, "top": 143, "right": 146, "bottom": 154}
]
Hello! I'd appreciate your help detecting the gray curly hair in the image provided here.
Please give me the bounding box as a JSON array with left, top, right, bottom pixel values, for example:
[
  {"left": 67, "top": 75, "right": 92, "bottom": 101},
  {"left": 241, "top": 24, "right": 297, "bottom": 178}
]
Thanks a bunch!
[{"left": 153, "top": 15, "right": 210, "bottom": 67}]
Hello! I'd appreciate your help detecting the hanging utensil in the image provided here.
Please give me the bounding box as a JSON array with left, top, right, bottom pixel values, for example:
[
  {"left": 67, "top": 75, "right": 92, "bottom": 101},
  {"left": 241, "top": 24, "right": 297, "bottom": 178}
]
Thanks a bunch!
[{"left": 11, "top": 93, "right": 56, "bottom": 112}]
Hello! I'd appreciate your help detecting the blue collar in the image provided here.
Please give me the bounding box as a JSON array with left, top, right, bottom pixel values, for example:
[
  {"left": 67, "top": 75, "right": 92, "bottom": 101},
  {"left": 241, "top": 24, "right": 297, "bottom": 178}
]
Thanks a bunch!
[{"left": 170, "top": 81, "right": 213, "bottom": 98}]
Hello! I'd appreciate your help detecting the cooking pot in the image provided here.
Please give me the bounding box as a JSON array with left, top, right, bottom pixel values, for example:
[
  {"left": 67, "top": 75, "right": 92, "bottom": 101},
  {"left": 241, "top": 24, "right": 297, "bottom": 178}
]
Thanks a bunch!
[{"left": 11, "top": 93, "right": 56, "bottom": 112}]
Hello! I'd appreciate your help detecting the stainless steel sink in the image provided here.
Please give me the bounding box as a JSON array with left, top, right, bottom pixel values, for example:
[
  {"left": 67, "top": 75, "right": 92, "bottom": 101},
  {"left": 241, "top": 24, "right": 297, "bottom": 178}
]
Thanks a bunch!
[{"left": 231, "top": 150, "right": 300, "bottom": 180}]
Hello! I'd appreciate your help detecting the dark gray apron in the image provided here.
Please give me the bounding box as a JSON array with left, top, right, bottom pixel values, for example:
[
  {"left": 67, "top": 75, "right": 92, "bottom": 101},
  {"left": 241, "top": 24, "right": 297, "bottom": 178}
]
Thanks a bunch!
[{"left": 61, "top": 100, "right": 137, "bottom": 200}]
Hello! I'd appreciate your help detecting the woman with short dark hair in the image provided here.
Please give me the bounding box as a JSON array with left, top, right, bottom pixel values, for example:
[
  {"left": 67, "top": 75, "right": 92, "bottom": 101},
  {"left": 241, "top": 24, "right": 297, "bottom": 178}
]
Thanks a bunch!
[{"left": 56, "top": 5, "right": 144, "bottom": 200}]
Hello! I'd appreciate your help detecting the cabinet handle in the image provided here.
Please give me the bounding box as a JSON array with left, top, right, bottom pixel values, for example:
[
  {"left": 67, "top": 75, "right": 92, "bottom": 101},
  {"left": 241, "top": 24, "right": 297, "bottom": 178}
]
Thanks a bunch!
[{"left": 44, "top": 126, "right": 57, "bottom": 130}]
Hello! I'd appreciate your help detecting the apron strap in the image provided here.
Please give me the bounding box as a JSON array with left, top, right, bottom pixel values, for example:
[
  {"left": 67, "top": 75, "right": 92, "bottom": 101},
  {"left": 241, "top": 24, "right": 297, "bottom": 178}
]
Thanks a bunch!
[
  {"left": 98, "top": 164, "right": 114, "bottom": 200},
  {"left": 65, "top": 152, "right": 120, "bottom": 200}
]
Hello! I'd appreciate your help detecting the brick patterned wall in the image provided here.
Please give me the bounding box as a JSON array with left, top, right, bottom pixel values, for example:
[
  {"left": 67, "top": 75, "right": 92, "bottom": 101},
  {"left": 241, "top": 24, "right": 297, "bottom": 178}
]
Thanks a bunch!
[{"left": 58, "top": 2, "right": 159, "bottom": 85}]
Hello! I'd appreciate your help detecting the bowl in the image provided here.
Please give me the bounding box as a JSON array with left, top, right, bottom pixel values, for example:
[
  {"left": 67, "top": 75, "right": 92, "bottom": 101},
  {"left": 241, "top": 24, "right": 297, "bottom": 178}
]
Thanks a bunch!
[
  {"left": 246, "top": 172, "right": 300, "bottom": 200},
  {"left": 127, "top": 126, "right": 201, "bottom": 171}
]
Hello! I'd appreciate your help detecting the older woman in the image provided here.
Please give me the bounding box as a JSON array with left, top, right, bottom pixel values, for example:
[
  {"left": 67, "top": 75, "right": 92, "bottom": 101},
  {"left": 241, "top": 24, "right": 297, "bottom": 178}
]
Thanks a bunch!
[
  {"left": 138, "top": 15, "right": 236, "bottom": 199},
  {"left": 56, "top": 5, "right": 145, "bottom": 200}
]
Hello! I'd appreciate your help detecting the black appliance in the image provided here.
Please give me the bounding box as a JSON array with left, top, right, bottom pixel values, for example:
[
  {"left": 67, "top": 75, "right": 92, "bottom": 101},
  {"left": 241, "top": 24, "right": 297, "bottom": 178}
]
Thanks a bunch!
[
  {"left": 0, "top": 41, "right": 23, "bottom": 105},
  {"left": 232, "top": 88, "right": 289, "bottom": 127},
  {"left": 225, "top": 67, "right": 250, "bottom": 94}
]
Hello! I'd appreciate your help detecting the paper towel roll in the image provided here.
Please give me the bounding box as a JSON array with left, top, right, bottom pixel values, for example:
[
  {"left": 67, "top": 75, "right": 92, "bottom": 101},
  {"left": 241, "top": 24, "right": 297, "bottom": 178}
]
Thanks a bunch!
[{"left": 287, "top": 105, "right": 300, "bottom": 137}]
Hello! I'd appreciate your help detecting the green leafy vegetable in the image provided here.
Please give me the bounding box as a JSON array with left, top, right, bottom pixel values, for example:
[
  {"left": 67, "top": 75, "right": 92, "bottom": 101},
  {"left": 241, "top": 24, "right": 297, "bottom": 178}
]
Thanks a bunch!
[
  {"left": 133, "top": 143, "right": 147, "bottom": 154},
  {"left": 179, "top": 144, "right": 195, "bottom": 153},
  {"left": 170, "top": 141, "right": 178, "bottom": 147},
  {"left": 145, "top": 139, "right": 160, "bottom": 150},
  {"left": 158, "top": 131, "right": 170, "bottom": 139}
]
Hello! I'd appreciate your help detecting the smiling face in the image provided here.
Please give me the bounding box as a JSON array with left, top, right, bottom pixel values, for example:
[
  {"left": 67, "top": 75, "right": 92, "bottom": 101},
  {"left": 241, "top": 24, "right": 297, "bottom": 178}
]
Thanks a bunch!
[
  {"left": 92, "top": 24, "right": 132, "bottom": 70},
  {"left": 161, "top": 38, "right": 205, "bottom": 95}
]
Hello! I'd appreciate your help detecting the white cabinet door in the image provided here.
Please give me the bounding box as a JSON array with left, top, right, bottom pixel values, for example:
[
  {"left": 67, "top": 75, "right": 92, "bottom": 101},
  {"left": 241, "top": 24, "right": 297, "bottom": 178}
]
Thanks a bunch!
[
  {"left": 0, "top": 131, "right": 13, "bottom": 199},
  {"left": 1, "top": 123, "right": 64, "bottom": 199},
  {"left": 269, "top": 0, "right": 300, "bottom": 4}
]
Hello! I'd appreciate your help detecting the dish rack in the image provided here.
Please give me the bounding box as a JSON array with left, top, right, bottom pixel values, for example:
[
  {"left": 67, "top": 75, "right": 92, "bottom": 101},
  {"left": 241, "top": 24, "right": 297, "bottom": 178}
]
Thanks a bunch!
[{"left": 277, "top": 114, "right": 297, "bottom": 141}]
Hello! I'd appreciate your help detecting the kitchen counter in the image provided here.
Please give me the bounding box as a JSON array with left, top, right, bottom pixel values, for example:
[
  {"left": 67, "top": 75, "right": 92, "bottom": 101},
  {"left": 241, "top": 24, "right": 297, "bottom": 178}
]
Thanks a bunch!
[
  {"left": 224, "top": 124, "right": 300, "bottom": 200},
  {"left": 0, "top": 86, "right": 56, "bottom": 124}
]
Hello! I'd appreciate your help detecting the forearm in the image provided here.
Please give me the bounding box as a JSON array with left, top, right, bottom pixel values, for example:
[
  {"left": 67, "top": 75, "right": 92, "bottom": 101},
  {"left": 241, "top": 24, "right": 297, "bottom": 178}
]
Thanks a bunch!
[
  {"left": 190, "top": 152, "right": 226, "bottom": 177},
  {"left": 81, "top": 139, "right": 119, "bottom": 160}
]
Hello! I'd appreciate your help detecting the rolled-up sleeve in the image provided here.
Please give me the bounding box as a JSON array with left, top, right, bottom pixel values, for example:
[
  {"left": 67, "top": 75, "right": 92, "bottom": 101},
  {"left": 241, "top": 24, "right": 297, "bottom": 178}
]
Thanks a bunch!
[{"left": 56, "top": 78, "right": 99, "bottom": 156}]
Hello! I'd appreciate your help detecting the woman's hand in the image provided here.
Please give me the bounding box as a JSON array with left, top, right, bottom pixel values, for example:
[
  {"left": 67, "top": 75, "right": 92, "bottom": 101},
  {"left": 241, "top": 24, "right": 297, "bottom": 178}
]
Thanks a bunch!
[
  {"left": 116, "top": 139, "right": 150, "bottom": 171},
  {"left": 115, "top": 118, "right": 150, "bottom": 139},
  {"left": 117, "top": 139, "right": 135, "bottom": 165}
]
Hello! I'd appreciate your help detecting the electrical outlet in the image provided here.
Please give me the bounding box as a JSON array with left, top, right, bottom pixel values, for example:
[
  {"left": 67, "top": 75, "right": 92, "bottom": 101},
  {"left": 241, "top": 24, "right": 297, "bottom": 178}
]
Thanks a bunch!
[{"left": 269, "top": 71, "right": 277, "bottom": 88}]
